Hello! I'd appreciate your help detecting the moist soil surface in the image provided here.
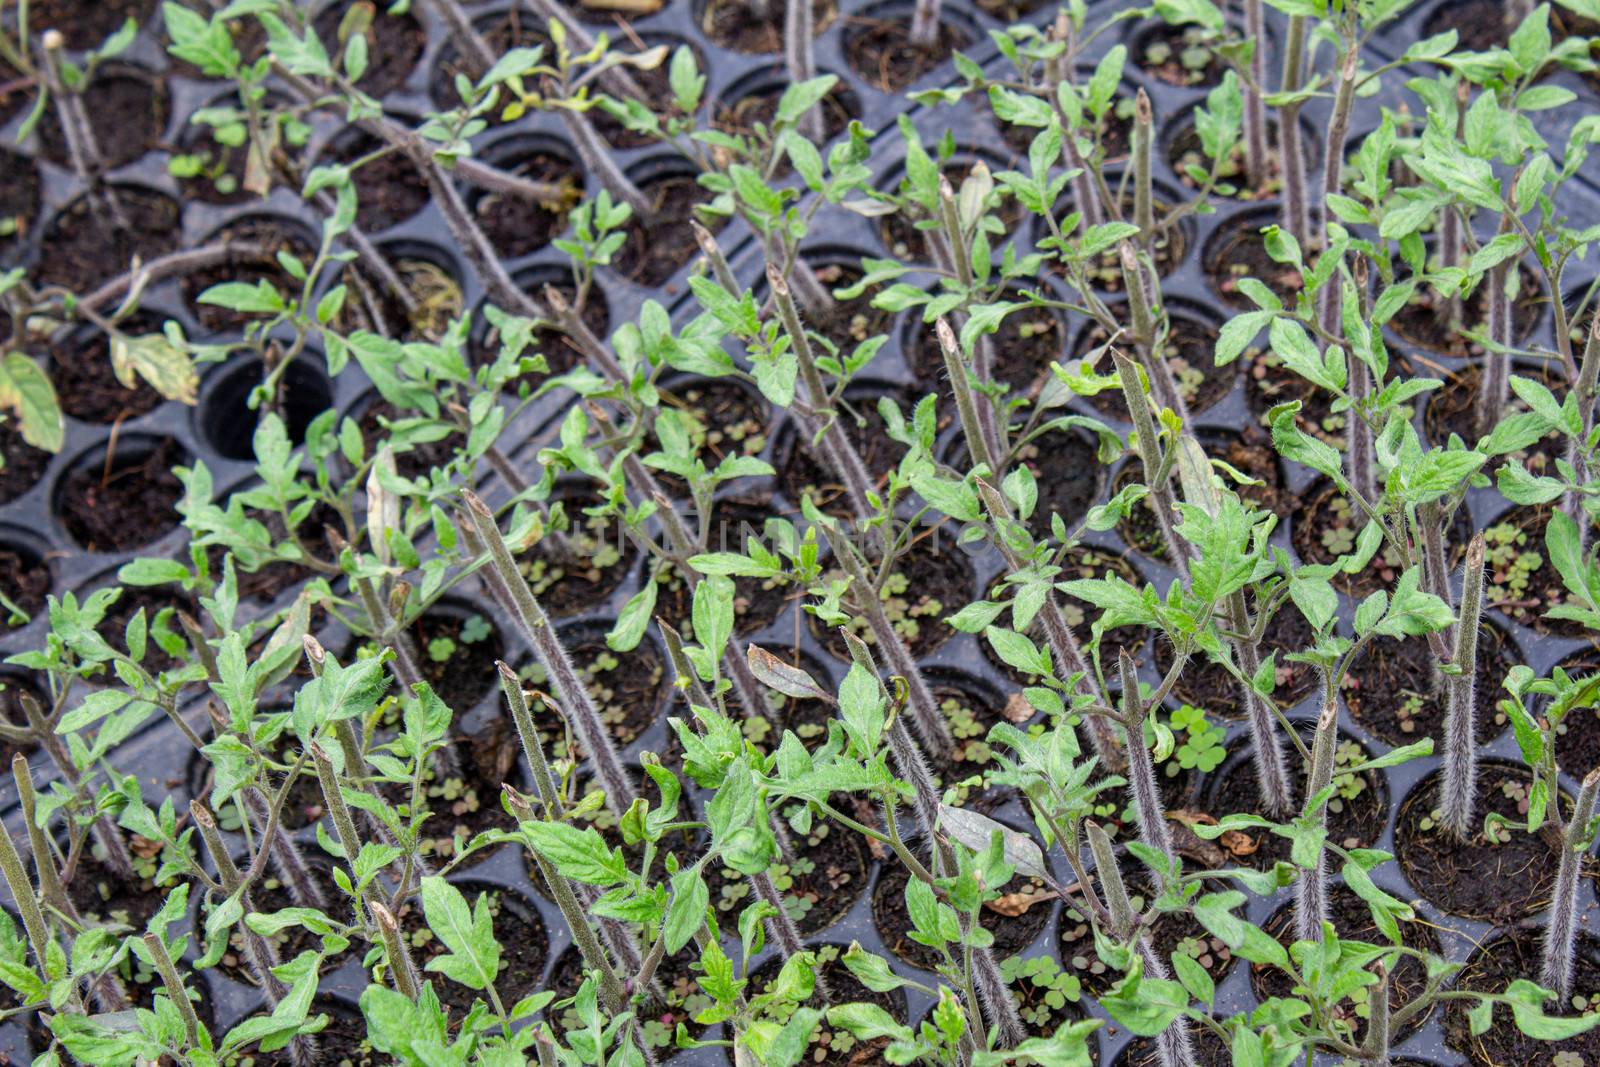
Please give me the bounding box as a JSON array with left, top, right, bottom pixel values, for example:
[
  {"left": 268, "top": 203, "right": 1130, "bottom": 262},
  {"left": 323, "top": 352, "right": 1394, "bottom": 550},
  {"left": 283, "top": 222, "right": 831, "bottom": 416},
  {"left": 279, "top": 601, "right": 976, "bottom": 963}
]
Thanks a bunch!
[
  {"left": 183, "top": 218, "right": 318, "bottom": 334},
  {"left": 529, "top": 630, "right": 666, "bottom": 757},
  {"left": 777, "top": 388, "right": 910, "bottom": 517},
  {"left": 659, "top": 496, "right": 792, "bottom": 638},
  {"left": 400, "top": 884, "right": 548, "bottom": 1019},
  {"left": 700, "top": 0, "right": 836, "bottom": 52},
  {"left": 1077, "top": 313, "right": 1233, "bottom": 418},
  {"left": 1425, "top": 361, "right": 1567, "bottom": 476},
  {"left": 473, "top": 278, "right": 610, "bottom": 374},
  {"left": 324, "top": 130, "right": 430, "bottom": 234},
  {"left": 0, "top": 149, "right": 40, "bottom": 247},
  {"left": 1341, "top": 625, "right": 1514, "bottom": 748},
  {"left": 614, "top": 176, "right": 720, "bottom": 288},
  {"left": 312, "top": 1, "right": 425, "bottom": 100},
  {"left": 748, "top": 945, "right": 904, "bottom": 1067},
  {"left": 1388, "top": 262, "right": 1544, "bottom": 357},
  {"left": 1444, "top": 928, "right": 1600, "bottom": 1065},
  {"left": 1478, "top": 504, "right": 1596, "bottom": 639},
  {"left": 1044, "top": 194, "right": 1184, "bottom": 290},
  {"left": 411, "top": 610, "right": 504, "bottom": 712},
  {"left": 214, "top": 864, "right": 352, "bottom": 985},
  {"left": 845, "top": 16, "right": 973, "bottom": 92},
  {"left": 36, "top": 187, "right": 182, "bottom": 292},
  {"left": 1291, "top": 477, "right": 1475, "bottom": 598},
  {"left": 785, "top": 262, "right": 896, "bottom": 357},
  {"left": 428, "top": 10, "right": 551, "bottom": 115},
  {"left": 0, "top": 422, "right": 51, "bottom": 507},
  {"left": 1205, "top": 729, "right": 1386, "bottom": 869},
  {"left": 0, "top": 547, "right": 49, "bottom": 619},
  {"left": 1204, "top": 211, "right": 1304, "bottom": 310},
  {"left": 547, "top": 941, "right": 710, "bottom": 1052},
  {"left": 1154, "top": 605, "right": 1318, "bottom": 717},
  {"left": 922, "top": 669, "right": 1030, "bottom": 811},
  {"left": 1012, "top": 426, "right": 1104, "bottom": 539},
  {"left": 1253, "top": 886, "right": 1440, "bottom": 1045},
  {"left": 517, "top": 490, "right": 638, "bottom": 617},
  {"left": 1394, "top": 763, "right": 1569, "bottom": 923},
  {"left": 57, "top": 437, "right": 185, "bottom": 552},
  {"left": 1423, "top": 0, "right": 1511, "bottom": 53},
  {"left": 94, "top": 584, "right": 197, "bottom": 673},
  {"left": 808, "top": 531, "right": 973, "bottom": 662},
  {"left": 31, "top": 0, "right": 157, "bottom": 49},
  {"left": 908, "top": 300, "right": 1065, "bottom": 405},
  {"left": 36, "top": 69, "right": 168, "bottom": 170},
  {"left": 67, "top": 851, "right": 164, "bottom": 932},
  {"left": 414, "top": 721, "right": 522, "bottom": 870},
  {"left": 1136, "top": 22, "right": 1231, "bottom": 88},
  {"left": 874, "top": 839, "right": 1052, "bottom": 970},
  {"left": 252, "top": 999, "right": 376, "bottom": 1067},
  {"left": 705, "top": 824, "right": 869, "bottom": 934},
  {"left": 472, "top": 151, "right": 579, "bottom": 260},
  {"left": 714, "top": 79, "right": 858, "bottom": 150},
  {"left": 51, "top": 317, "right": 166, "bottom": 424}
]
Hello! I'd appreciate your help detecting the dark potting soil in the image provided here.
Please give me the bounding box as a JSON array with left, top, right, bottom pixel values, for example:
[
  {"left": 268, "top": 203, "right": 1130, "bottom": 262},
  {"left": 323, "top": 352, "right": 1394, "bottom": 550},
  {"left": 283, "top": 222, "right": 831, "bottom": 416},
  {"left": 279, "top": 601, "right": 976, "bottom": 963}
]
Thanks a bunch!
[
  {"left": 0, "top": 149, "right": 40, "bottom": 248},
  {"left": 777, "top": 392, "right": 909, "bottom": 518},
  {"left": 1003, "top": 92, "right": 1135, "bottom": 162},
  {"left": 1078, "top": 313, "right": 1234, "bottom": 418},
  {"left": 57, "top": 437, "right": 185, "bottom": 552},
  {"left": 874, "top": 837, "right": 1052, "bottom": 972},
  {"left": 648, "top": 378, "right": 772, "bottom": 498},
  {"left": 0, "top": 548, "right": 49, "bottom": 620},
  {"left": 656, "top": 501, "right": 792, "bottom": 640},
  {"left": 357, "top": 396, "right": 464, "bottom": 480},
  {"left": 184, "top": 218, "right": 320, "bottom": 333},
  {"left": 312, "top": 1, "right": 426, "bottom": 100},
  {"left": 472, "top": 278, "right": 610, "bottom": 374},
  {"left": 0, "top": 421, "right": 49, "bottom": 507},
  {"left": 30, "top": 0, "right": 157, "bottom": 50},
  {"left": 35, "top": 186, "right": 181, "bottom": 292},
  {"left": 0, "top": 57, "right": 26, "bottom": 129},
  {"left": 324, "top": 131, "right": 430, "bottom": 234},
  {"left": 716, "top": 78, "right": 858, "bottom": 144},
  {"left": 1478, "top": 504, "right": 1597, "bottom": 639},
  {"left": 1252, "top": 885, "right": 1440, "bottom": 1046},
  {"left": 1045, "top": 198, "right": 1184, "bottom": 291},
  {"left": 251, "top": 998, "right": 376, "bottom": 1067},
  {"left": 1388, "top": 262, "right": 1543, "bottom": 357},
  {"left": 1341, "top": 625, "right": 1514, "bottom": 748},
  {"left": 547, "top": 940, "right": 711, "bottom": 1054},
  {"left": 50, "top": 316, "right": 165, "bottom": 424},
  {"left": 213, "top": 865, "right": 352, "bottom": 986},
  {"left": 1168, "top": 116, "right": 1306, "bottom": 203},
  {"left": 1444, "top": 928, "right": 1600, "bottom": 1065},
  {"left": 1244, "top": 342, "right": 1345, "bottom": 445},
  {"left": 224, "top": 501, "right": 342, "bottom": 605},
  {"left": 1393, "top": 764, "right": 1569, "bottom": 923},
  {"left": 94, "top": 584, "right": 197, "bottom": 674},
  {"left": 1422, "top": 0, "right": 1512, "bottom": 53},
  {"left": 808, "top": 530, "right": 973, "bottom": 662},
  {"left": 1060, "top": 859, "right": 1235, "bottom": 996},
  {"left": 1135, "top": 21, "right": 1231, "bottom": 89},
  {"left": 0, "top": 674, "right": 45, "bottom": 766},
  {"left": 614, "top": 176, "right": 720, "bottom": 289},
  {"left": 36, "top": 69, "right": 168, "bottom": 170},
  {"left": 908, "top": 300, "right": 1065, "bottom": 406},
  {"left": 922, "top": 669, "right": 1031, "bottom": 812},
  {"left": 175, "top": 114, "right": 259, "bottom": 206},
  {"left": 67, "top": 851, "right": 164, "bottom": 932},
  {"left": 979, "top": 543, "right": 1148, "bottom": 690},
  {"left": 705, "top": 823, "right": 868, "bottom": 935},
  {"left": 790, "top": 262, "right": 897, "bottom": 356},
  {"left": 699, "top": 0, "right": 837, "bottom": 53},
  {"left": 1205, "top": 730, "right": 1386, "bottom": 869},
  {"left": 518, "top": 492, "right": 638, "bottom": 617},
  {"left": 472, "top": 152, "right": 579, "bottom": 260},
  {"left": 844, "top": 16, "right": 972, "bottom": 93},
  {"left": 1290, "top": 478, "right": 1474, "bottom": 599},
  {"left": 1203, "top": 212, "right": 1304, "bottom": 311},
  {"left": 411, "top": 610, "right": 504, "bottom": 712},
  {"left": 427, "top": 10, "right": 551, "bottom": 115},
  {"left": 414, "top": 720, "right": 521, "bottom": 870},
  {"left": 1013, "top": 426, "right": 1103, "bottom": 539},
  {"left": 400, "top": 884, "right": 549, "bottom": 1019},
  {"left": 529, "top": 632, "right": 667, "bottom": 756},
  {"left": 748, "top": 944, "right": 907, "bottom": 1067},
  {"left": 1154, "top": 606, "right": 1317, "bottom": 718},
  {"left": 1115, "top": 1029, "right": 1229, "bottom": 1067},
  {"left": 1551, "top": 651, "right": 1600, "bottom": 779},
  {"left": 1424, "top": 361, "right": 1567, "bottom": 478}
]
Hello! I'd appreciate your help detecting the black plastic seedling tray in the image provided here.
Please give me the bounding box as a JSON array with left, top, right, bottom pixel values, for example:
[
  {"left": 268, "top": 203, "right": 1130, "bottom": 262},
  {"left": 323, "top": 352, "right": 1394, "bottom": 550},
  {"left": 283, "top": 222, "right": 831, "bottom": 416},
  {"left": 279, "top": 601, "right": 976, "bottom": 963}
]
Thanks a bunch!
[{"left": 3, "top": 0, "right": 1600, "bottom": 1063}]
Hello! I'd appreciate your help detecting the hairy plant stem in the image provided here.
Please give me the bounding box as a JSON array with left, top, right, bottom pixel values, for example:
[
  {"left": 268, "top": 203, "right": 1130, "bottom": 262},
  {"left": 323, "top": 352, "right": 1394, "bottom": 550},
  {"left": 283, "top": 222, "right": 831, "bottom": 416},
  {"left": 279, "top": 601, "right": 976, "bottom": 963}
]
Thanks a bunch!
[
  {"left": 1113, "top": 352, "right": 1190, "bottom": 576},
  {"left": 1132, "top": 91, "right": 1155, "bottom": 250},
  {"left": 692, "top": 221, "right": 741, "bottom": 295},
  {"left": 19, "top": 693, "right": 133, "bottom": 879},
  {"left": 1118, "top": 651, "right": 1175, "bottom": 864},
  {"left": 1119, "top": 243, "right": 1189, "bottom": 424},
  {"left": 784, "top": 0, "right": 823, "bottom": 141},
  {"left": 426, "top": 0, "right": 497, "bottom": 76},
  {"left": 1542, "top": 766, "right": 1600, "bottom": 996},
  {"left": 1314, "top": 46, "right": 1360, "bottom": 338},
  {"left": 1475, "top": 211, "right": 1516, "bottom": 439},
  {"left": 1045, "top": 14, "right": 1105, "bottom": 227},
  {"left": 503, "top": 788, "right": 631, "bottom": 1013},
  {"left": 1563, "top": 316, "right": 1600, "bottom": 540},
  {"left": 1277, "top": 16, "right": 1311, "bottom": 251},
  {"left": 971, "top": 478, "right": 1125, "bottom": 771},
  {"left": 1242, "top": 0, "right": 1269, "bottom": 187},
  {"left": 13, "top": 756, "right": 65, "bottom": 917},
  {"left": 144, "top": 931, "right": 199, "bottom": 1045},
  {"left": 1295, "top": 702, "right": 1339, "bottom": 943},
  {"left": 841, "top": 632, "right": 1024, "bottom": 1048},
  {"left": 370, "top": 901, "right": 421, "bottom": 999},
  {"left": 908, "top": 0, "right": 942, "bottom": 50},
  {"left": 1085, "top": 821, "right": 1195, "bottom": 1066},
  {"left": 935, "top": 190, "right": 1003, "bottom": 465},
  {"left": 0, "top": 814, "right": 65, "bottom": 1007},
  {"left": 1347, "top": 260, "right": 1379, "bottom": 505},
  {"left": 1441, "top": 534, "right": 1486, "bottom": 842},
  {"left": 462, "top": 490, "right": 639, "bottom": 817},
  {"left": 308, "top": 742, "right": 372, "bottom": 933},
  {"left": 1364, "top": 961, "right": 1392, "bottom": 1066},
  {"left": 821, "top": 525, "right": 955, "bottom": 751},
  {"left": 243, "top": 788, "right": 325, "bottom": 911},
  {"left": 40, "top": 32, "right": 129, "bottom": 233},
  {"left": 555, "top": 100, "right": 654, "bottom": 217}
]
